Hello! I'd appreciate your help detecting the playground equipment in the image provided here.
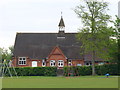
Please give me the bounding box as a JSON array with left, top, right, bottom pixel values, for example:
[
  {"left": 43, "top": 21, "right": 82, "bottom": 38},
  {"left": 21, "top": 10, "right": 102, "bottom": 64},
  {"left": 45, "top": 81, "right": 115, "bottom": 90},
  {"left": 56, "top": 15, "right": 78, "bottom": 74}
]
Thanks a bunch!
[
  {"left": 66, "top": 66, "right": 80, "bottom": 77},
  {"left": 0, "top": 59, "right": 18, "bottom": 78}
]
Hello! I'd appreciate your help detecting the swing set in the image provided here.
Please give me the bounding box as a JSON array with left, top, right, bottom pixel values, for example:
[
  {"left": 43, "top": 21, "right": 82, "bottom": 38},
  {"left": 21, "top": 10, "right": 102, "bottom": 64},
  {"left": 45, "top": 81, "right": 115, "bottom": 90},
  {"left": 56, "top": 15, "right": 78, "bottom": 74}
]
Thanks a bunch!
[{"left": 0, "top": 59, "right": 18, "bottom": 78}]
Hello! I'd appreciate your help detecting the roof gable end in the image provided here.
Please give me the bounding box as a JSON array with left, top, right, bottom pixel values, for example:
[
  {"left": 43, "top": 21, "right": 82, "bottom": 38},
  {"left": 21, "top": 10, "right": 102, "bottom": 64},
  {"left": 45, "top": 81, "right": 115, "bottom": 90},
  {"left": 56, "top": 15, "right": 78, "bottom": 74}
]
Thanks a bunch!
[{"left": 48, "top": 46, "right": 66, "bottom": 59}]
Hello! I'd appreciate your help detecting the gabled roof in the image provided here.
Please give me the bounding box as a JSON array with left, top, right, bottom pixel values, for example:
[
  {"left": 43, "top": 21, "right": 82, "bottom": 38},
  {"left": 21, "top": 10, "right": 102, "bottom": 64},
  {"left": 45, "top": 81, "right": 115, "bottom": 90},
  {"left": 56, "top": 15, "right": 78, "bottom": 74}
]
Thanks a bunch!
[
  {"left": 13, "top": 33, "right": 83, "bottom": 60},
  {"left": 48, "top": 46, "right": 66, "bottom": 59}
]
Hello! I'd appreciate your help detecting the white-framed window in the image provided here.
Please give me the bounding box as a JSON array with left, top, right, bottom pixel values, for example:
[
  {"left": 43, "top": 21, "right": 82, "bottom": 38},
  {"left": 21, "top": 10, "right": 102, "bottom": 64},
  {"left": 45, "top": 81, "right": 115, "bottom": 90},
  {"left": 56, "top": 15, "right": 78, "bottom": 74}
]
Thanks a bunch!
[
  {"left": 77, "top": 64, "right": 82, "bottom": 66},
  {"left": 85, "top": 62, "right": 92, "bottom": 66},
  {"left": 50, "top": 60, "right": 56, "bottom": 67},
  {"left": 68, "top": 60, "right": 72, "bottom": 66},
  {"left": 18, "top": 57, "right": 26, "bottom": 65},
  {"left": 98, "top": 62, "right": 104, "bottom": 65},
  {"left": 58, "top": 60, "right": 64, "bottom": 67},
  {"left": 32, "top": 61, "right": 37, "bottom": 67},
  {"left": 42, "top": 59, "right": 46, "bottom": 67}
]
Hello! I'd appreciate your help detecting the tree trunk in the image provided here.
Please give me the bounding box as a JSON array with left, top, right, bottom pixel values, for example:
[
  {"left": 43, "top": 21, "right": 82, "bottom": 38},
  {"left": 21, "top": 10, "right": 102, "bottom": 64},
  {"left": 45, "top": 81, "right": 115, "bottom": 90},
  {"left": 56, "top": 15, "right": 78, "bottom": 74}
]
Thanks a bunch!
[{"left": 92, "top": 50, "right": 96, "bottom": 76}]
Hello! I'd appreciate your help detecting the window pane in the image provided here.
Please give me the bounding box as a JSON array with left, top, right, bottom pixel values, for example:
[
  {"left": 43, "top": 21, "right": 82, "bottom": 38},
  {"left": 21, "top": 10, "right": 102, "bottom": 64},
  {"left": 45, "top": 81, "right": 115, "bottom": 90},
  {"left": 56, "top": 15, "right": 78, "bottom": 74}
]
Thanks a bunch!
[
  {"left": 19, "top": 61, "right": 21, "bottom": 64},
  {"left": 86, "top": 63, "right": 89, "bottom": 65},
  {"left": 22, "top": 61, "right": 23, "bottom": 64},
  {"left": 43, "top": 62, "right": 45, "bottom": 65},
  {"left": 24, "top": 61, "right": 26, "bottom": 64},
  {"left": 23, "top": 58, "right": 26, "bottom": 60}
]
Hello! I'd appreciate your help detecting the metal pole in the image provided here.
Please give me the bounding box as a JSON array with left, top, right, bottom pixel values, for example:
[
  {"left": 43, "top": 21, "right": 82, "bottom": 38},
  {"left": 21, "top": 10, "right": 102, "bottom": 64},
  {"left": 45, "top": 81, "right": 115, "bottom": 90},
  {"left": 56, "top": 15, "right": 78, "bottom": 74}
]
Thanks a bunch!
[
  {"left": 5, "top": 63, "right": 12, "bottom": 78},
  {"left": 11, "top": 63, "right": 18, "bottom": 78}
]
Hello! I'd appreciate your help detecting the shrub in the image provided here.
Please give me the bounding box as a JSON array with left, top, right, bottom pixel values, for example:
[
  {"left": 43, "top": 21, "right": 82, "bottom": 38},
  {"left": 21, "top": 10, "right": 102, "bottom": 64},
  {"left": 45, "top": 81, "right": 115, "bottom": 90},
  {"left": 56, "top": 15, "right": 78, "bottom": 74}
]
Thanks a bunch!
[
  {"left": 4, "top": 64, "right": 118, "bottom": 76},
  {"left": 64, "top": 66, "right": 92, "bottom": 76},
  {"left": 95, "top": 64, "right": 118, "bottom": 75},
  {"left": 4, "top": 67, "right": 57, "bottom": 76},
  {"left": 64, "top": 64, "right": 118, "bottom": 76}
]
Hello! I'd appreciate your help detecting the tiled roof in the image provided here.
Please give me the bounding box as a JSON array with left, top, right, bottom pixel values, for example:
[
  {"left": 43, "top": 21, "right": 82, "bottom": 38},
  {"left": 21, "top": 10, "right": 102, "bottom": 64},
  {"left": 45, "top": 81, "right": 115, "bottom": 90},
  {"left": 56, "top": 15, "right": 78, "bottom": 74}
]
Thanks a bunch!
[{"left": 14, "top": 32, "right": 84, "bottom": 60}]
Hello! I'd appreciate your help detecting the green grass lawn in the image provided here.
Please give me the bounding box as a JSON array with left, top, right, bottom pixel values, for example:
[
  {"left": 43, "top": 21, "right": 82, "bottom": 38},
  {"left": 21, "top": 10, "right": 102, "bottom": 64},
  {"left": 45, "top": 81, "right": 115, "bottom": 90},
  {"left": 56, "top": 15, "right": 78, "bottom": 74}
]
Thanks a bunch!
[
  {"left": 0, "top": 78, "right": 2, "bottom": 89},
  {"left": 2, "top": 76, "right": 118, "bottom": 88}
]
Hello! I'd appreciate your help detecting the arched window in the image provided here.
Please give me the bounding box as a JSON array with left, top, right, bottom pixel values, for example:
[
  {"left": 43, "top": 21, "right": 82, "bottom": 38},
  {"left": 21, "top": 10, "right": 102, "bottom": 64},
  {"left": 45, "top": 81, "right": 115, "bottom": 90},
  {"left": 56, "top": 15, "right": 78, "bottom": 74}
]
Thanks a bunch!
[
  {"left": 42, "top": 59, "right": 46, "bottom": 67},
  {"left": 50, "top": 60, "right": 56, "bottom": 67},
  {"left": 32, "top": 61, "right": 37, "bottom": 67}
]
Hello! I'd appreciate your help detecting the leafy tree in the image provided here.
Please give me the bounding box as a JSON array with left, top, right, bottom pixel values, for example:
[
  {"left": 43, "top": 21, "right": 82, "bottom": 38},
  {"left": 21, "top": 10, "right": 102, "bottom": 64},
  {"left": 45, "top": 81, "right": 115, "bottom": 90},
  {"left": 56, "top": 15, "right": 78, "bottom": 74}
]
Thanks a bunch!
[
  {"left": 114, "top": 15, "right": 120, "bottom": 58},
  {"left": 74, "top": 0, "right": 113, "bottom": 75},
  {"left": 0, "top": 48, "right": 2, "bottom": 63},
  {"left": 0, "top": 46, "right": 14, "bottom": 61},
  {"left": 111, "top": 16, "right": 120, "bottom": 64},
  {"left": 8, "top": 45, "right": 14, "bottom": 56},
  {"left": 108, "top": 16, "right": 120, "bottom": 64},
  {"left": 108, "top": 38, "right": 118, "bottom": 63}
]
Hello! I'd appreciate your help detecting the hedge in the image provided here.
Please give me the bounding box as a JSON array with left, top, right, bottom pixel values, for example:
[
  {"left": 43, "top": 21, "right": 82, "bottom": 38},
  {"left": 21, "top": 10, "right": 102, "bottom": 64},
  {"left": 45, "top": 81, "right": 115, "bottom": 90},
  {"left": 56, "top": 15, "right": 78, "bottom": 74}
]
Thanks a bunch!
[
  {"left": 95, "top": 64, "right": 118, "bottom": 75},
  {"left": 4, "top": 64, "right": 119, "bottom": 76},
  {"left": 64, "top": 64, "right": 119, "bottom": 76},
  {"left": 5, "top": 67, "right": 57, "bottom": 76},
  {"left": 64, "top": 66, "right": 92, "bottom": 76}
]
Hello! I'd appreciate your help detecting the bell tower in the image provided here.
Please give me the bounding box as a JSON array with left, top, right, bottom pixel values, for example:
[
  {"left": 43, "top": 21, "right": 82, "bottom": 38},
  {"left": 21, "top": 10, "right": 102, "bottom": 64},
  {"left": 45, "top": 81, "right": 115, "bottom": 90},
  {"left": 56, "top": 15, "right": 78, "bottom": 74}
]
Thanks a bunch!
[{"left": 58, "top": 12, "right": 65, "bottom": 32}]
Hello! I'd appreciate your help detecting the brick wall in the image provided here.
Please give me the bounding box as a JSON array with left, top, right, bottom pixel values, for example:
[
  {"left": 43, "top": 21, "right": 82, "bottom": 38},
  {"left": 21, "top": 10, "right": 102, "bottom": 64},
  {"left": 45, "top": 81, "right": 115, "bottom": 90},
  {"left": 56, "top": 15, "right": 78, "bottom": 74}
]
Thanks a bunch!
[{"left": 12, "top": 47, "right": 84, "bottom": 67}]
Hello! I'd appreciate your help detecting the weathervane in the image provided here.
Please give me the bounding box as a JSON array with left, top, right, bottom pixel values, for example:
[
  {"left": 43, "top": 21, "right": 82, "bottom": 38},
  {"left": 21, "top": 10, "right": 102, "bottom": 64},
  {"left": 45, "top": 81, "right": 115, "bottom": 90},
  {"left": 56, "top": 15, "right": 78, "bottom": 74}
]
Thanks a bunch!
[{"left": 61, "top": 12, "right": 62, "bottom": 17}]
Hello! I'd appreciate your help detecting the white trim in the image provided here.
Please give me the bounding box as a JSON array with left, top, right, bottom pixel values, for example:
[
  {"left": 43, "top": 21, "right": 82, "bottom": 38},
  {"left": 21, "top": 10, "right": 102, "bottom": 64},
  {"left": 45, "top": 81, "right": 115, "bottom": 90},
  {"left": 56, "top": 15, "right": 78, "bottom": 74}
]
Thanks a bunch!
[
  {"left": 50, "top": 60, "right": 56, "bottom": 67},
  {"left": 58, "top": 60, "right": 64, "bottom": 67},
  {"left": 85, "top": 62, "right": 91, "bottom": 66},
  {"left": 32, "top": 61, "right": 37, "bottom": 67},
  {"left": 18, "top": 57, "right": 26, "bottom": 65},
  {"left": 57, "top": 37, "right": 65, "bottom": 39},
  {"left": 68, "top": 60, "right": 72, "bottom": 66},
  {"left": 42, "top": 59, "right": 46, "bottom": 67},
  {"left": 77, "top": 64, "right": 82, "bottom": 66},
  {"left": 98, "top": 62, "right": 104, "bottom": 65}
]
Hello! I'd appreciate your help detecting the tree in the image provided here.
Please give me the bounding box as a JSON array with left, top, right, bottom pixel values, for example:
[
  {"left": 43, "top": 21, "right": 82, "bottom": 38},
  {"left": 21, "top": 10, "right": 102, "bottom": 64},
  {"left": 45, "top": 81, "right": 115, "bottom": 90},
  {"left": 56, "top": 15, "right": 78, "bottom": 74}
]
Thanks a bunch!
[
  {"left": 112, "top": 16, "right": 120, "bottom": 64},
  {"left": 108, "top": 38, "right": 118, "bottom": 63},
  {"left": 114, "top": 16, "right": 120, "bottom": 59},
  {"left": 0, "top": 48, "right": 2, "bottom": 63},
  {"left": 112, "top": 15, "right": 120, "bottom": 74},
  {"left": 0, "top": 46, "right": 14, "bottom": 61},
  {"left": 74, "top": 0, "right": 113, "bottom": 75},
  {"left": 8, "top": 45, "right": 14, "bottom": 56}
]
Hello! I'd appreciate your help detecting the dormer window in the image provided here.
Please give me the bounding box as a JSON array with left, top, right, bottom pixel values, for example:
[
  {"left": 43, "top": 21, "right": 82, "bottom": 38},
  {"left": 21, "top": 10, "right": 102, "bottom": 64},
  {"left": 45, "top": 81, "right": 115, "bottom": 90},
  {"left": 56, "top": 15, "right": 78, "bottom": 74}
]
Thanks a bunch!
[{"left": 57, "top": 37, "right": 65, "bottom": 39}]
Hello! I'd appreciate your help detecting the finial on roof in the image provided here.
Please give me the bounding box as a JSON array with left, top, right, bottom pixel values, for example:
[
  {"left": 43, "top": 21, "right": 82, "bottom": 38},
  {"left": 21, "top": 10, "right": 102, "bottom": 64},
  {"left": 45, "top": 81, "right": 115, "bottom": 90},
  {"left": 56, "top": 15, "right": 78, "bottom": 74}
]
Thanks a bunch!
[{"left": 61, "top": 11, "right": 62, "bottom": 17}]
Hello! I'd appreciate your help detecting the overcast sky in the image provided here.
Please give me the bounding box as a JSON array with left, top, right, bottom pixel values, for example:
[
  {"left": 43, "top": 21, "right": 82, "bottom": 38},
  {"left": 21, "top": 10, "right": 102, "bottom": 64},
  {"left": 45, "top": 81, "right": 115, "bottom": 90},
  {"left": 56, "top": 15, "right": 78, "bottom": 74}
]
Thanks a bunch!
[{"left": 0, "top": 0, "right": 119, "bottom": 49}]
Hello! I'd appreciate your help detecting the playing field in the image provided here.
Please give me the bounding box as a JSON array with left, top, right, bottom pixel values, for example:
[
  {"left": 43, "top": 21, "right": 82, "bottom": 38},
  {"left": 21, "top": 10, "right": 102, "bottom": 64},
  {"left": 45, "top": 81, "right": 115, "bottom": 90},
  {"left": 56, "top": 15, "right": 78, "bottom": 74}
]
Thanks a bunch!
[
  {"left": 2, "top": 76, "right": 118, "bottom": 88},
  {"left": 0, "top": 78, "right": 2, "bottom": 89}
]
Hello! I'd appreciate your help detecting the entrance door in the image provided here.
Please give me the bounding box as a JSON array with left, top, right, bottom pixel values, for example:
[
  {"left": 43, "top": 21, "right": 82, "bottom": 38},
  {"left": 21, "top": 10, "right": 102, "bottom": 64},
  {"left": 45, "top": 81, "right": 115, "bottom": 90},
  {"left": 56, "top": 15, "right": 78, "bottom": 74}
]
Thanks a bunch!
[
  {"left": 32, "top": 61, "right": 37, "bottom": 67},
  {"left": 58, "top": 60, "right": 64, "bottom": 67}
]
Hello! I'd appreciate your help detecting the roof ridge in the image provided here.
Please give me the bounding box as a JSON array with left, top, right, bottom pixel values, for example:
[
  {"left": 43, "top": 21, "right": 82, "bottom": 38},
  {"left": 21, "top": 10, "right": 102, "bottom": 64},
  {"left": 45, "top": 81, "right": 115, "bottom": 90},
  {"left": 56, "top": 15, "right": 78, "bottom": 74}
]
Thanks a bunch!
[{"left": 16, "top": 32, "right": 78, "bottom": 34}]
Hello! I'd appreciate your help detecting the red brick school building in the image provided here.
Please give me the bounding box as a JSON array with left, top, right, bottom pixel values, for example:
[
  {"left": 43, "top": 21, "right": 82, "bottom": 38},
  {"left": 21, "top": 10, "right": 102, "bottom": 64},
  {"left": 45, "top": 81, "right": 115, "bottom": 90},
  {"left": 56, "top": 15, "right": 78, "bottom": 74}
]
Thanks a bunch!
[{"left": 12, "top": 16, "right": 105, "bottom": 68}]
